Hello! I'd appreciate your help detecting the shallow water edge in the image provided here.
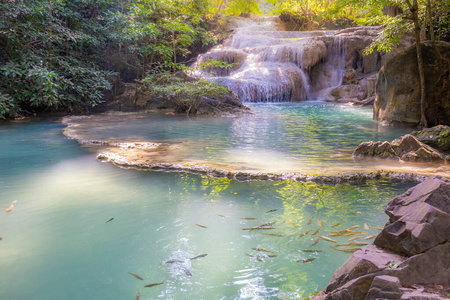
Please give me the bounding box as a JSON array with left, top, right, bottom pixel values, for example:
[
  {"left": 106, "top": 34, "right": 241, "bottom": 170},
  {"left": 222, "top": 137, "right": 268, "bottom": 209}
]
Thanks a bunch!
[{"left": 61, "top": 110, "right": 449, "bottom": 182}]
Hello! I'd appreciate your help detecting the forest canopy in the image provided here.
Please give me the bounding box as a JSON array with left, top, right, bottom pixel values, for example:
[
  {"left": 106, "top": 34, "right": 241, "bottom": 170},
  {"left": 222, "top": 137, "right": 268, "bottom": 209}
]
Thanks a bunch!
[{"left": 0, "top": 0, "right": 448, "bottom": 118}]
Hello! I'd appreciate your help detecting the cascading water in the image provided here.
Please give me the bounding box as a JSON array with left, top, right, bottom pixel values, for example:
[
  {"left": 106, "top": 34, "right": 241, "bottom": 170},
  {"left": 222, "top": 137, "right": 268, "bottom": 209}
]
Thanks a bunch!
[{"left": 192, "top": 17, "right": 347, "bottom": 102}]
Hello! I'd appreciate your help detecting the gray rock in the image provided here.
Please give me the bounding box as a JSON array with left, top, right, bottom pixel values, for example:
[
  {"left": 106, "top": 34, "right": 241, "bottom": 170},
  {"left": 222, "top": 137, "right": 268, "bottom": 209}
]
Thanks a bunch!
[
  {"left": 365, "top": 275, "right": 402, "bottom": 300},
  {"left": 391, "top": 135, "right": 444, "bottom": 162},
  {"left": 314, "top": 176, "right": 450, "bottom": 300},
  {"left": 374, "top": 176, "right": 450, "bottom": 256},
  {"left": 353, "top": 135, "right": 445, "bottom": 163},
  {"left": 353, "top": 141, "right": 399, "bottom": 159},
  {"left": 325, "top": 245, "right": 405, "bottom": 293}
]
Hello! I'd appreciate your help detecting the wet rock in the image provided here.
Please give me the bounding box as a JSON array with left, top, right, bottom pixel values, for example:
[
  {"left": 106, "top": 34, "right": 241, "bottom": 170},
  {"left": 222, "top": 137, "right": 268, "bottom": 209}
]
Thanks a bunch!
[
  {"left": 410, "top": 125, "right": 450, "bottom": 152},
  {"left": 314, "top": 175, "right": 450, "bottom": 300},
  {"left": 329, "top": 84, "right": 364, "bottom": 102},
  {"left": 353, "top": 135, "right": 445, "bottom": 163},
  {"left": 374, "top": 176, "right": 450, "bottom": 256},
  {"left": 365, "top": 275, "right": 402, "bottom": 300},
  {"left": 392, "top": 135, "right": 445, "bottom": 162},
  {"left": 324, "top": 245, "right": 405, "bottom": 293},
  {"left": 342, "top": 68, "right": 357, "bottom": 84},
  {"left": 353, "top": 141, "right": 398, "bottom": 159},
  {"left": 374, "top": 41, "right": 450, "bottom": 126}
]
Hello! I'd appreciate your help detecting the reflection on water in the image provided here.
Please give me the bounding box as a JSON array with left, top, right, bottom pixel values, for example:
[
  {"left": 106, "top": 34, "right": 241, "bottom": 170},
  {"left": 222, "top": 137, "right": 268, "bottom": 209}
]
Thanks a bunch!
[
  {"left": 64, "top": 102, "right": 418, "bottom": 174},
  {"left": 0, "top": 119, "right": 415, "bottom": 299}
]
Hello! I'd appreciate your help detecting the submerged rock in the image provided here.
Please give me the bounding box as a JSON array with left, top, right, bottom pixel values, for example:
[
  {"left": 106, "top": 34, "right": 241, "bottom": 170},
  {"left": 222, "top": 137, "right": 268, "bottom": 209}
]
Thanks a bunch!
[
  {"left": 314, "top": 175, "right": 450, "bottom": 300},
  {"left": 353, "top": 134, "right": 445, "bottom": 163}
]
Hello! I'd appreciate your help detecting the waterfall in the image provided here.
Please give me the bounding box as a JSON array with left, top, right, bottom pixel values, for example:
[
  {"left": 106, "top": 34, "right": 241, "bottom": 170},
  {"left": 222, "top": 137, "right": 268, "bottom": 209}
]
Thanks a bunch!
[{"left": 192, "top": 17, "right": 346, "bottom": 103}]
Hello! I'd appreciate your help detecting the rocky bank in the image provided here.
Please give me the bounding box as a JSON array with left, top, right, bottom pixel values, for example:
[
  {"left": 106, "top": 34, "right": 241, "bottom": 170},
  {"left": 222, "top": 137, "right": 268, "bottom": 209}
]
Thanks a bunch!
[{"left": 313, "top": 175, "right": 450, "bottom": 300}]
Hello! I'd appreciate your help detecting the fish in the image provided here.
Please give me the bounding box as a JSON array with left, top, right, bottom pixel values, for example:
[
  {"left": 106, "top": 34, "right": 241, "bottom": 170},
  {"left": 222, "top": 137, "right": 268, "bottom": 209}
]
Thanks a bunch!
[
  {"left": 318, "top": 219, "right": 324, "bottom": 227},
  {"left": 105, "top": 217, "right": 114, "bottom": 223},
  {"left": 163, "top": 260, "right": 183, "bottom": 264},
  {"left": 348, "top": 211, "right": 373, "bottom": 216},
  {"left": 311, "top": 229, "right": 320, "bottom": 235},
  {"left": 331, "top": 221, "right": 345, "bottom": 228},
  {"left": 331, "top": 247, "right": 362, "bottom": 253},
  {"left": 190, "top": 254, "right": 207, "bottom": 260},
  {"left": 318, "top": 235, "right": 338, "bottom": 243},
  {"left": 328, "top": 233, "right": 341, "bottom": 237},
  {"left": 335, "top": 242, "right": 369, "bottom": 247},
  {"left": 144, "top": 282, "right": 164, "bottom": 287},
  {"left": 240, "top": 226, "right": 275, "bottom": 231},
  {"left": 297, "top": 258, "right": 316, "bottom": 263},
  {"left": 306, "top": 217, "right": 313, "bottom": 225},
  {"left": 5, "top": 200, "right": 16, "bottom": 212},
  {"left": 135, "top": 291, "right": 140, "bottom": 300},
  {"left": 129, "top": 272, "right": 143, "bottom": 280},
  {"left": 346, "top": 225, "right": 359, "bottom": 230},
  {"left": 286, "top": 220, "right": 297, "bottom": 227},
  {"left": 252, "top": 247, "right": 276, "bottom": 254},
  {"left": 217, "top": 214, "right": 226, "bottom": 218},
  {"left": 266, "top": 209, "right": 277, "bottom": 213},
  {"left": 195, "top": 224, "right": 208, "bottom": 228},
  {"left": 266, "top": 254, "right": 277, "bottom": 258},
  {"left": 302, "top": 249, "right": 323, "bottom": 253},
  {"left": 332, "top": 229, "right": 366, "bottom": 235},
  {"left": 371, "top": 227, "right": 384, "bottom": 230},
  {"left": 348, "top": 236, "right": 363, "bottom": 241},
  {"left": 309, "top": 237, "right": 319, "bottom": 247},
  {"left": 258, "top": 222, "right": 276, "bottom": 227},
  {"left": 246, "top": 253, "right": 263, "bottom": 262},
  {"left": 0, "top": 237, "right": 2, "bottom": 240},
  {"left": 239, "top": 217, "right": 257, "bottom": 220},
  {"left": 182, "top": 267, "right": 192, "bottom": 276},
  {"left": 365, "top": 234, "right": 378, "bottom": 240},
  {"left": 298, "top": 230, "right": 311, "bottom": 237},
  {"left": 261, "top": 233, "right": 284, "bottom": 237},
  {"left": 364, "top": 223, "right": 370, "bottom": 230}
]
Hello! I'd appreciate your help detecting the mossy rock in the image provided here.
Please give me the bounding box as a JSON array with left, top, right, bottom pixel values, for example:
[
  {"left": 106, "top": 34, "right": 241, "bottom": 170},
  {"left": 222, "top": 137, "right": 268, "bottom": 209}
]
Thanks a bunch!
[{"left": 411, "top": 125, "right": 450, "bottom": 152}]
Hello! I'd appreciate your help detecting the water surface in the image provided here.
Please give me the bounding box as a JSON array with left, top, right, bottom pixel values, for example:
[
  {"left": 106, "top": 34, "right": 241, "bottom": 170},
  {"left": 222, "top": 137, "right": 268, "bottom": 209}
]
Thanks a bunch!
[
  {"left": 65, "top": 102, "right": 415, "bottom": 174},
  {"left": 0, "top": 118, "right": 415, "bottom": 299}
]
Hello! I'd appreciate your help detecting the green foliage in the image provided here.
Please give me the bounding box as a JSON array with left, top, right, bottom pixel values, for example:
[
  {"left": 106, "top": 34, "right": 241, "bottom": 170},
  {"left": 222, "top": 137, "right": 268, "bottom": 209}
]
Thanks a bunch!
[
  {"left": 0, "top": 0, "right": 221, "bottom": 118},
  {"left": 224, "top": 0, "right": 262, "bottom": 16},
  {"left": 143, "top": 71, "right": 230, "bottom": 114},
  {"left": 0, "top": 92, "right": 17, "bottom": 119}
]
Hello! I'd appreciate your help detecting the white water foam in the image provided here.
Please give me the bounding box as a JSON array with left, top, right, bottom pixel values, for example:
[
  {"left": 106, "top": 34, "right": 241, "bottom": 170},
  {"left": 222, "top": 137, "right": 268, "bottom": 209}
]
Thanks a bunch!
[{"left": 192, "top": 17, "right": 346, "bottom": 103}]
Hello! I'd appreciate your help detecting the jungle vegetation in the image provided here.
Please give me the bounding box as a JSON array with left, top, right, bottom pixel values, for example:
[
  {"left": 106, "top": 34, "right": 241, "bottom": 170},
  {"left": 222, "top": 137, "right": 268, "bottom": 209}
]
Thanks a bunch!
[{"left": 0, "top": 0, "right": 448, "bottom": 119}]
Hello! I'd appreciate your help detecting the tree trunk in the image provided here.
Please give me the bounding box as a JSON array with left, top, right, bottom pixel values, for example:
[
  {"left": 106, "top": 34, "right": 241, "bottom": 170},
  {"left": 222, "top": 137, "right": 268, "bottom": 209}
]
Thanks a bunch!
[{"left": 407, "top": 0, "right": 428, "bottom": 128}]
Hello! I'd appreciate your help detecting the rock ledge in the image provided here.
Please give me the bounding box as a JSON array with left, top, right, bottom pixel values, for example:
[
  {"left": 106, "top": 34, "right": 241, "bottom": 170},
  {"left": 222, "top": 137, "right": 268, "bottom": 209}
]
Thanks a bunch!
[{"left": 313, "top": 175, "right": 450, "bottom": 300}]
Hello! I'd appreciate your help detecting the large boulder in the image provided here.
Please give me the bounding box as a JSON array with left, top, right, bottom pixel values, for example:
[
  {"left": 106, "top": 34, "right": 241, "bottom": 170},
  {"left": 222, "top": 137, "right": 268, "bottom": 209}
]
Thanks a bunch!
[
  {"left": 314, "top": 176, "right": 450, "bottom": 300},
  {"left": 391, "top": 134, "right": 445, "bottom": 162},
  {"left": 374, "top": 176, "right": 450, "bottom": 256},
  {"left": 373, "top": 41, "right": 450, "bottom": 126},
  {"left": 353, "top": 134, "right": 445, "bottom": 163},
  {"left": 411, "top": 125, "right": 450, "bottom": 152}
]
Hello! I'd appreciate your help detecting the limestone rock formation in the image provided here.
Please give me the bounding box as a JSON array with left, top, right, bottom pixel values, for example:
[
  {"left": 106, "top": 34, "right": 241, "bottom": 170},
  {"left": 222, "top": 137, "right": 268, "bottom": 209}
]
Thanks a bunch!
[
  {"left": 411, "top": 125, "right": 450, "bottom": 152},
  {"left": 313, "top": 176, "right": 450, "bottom": 300},
  {"left": 353, "top": 134, "right": 445, "bottom": 163},
  {"left": 101, "top": 77, "right": 249, "bottom": 115},
  {"left": 374, "top": 41, "right": 450, "bottom": 126}
]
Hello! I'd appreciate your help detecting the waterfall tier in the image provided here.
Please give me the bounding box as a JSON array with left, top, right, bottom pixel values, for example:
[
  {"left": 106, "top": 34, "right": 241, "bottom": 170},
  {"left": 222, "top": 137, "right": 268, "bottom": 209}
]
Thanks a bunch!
[{"left": 192, "top": 17, "right": 347, "bottom": 103}]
